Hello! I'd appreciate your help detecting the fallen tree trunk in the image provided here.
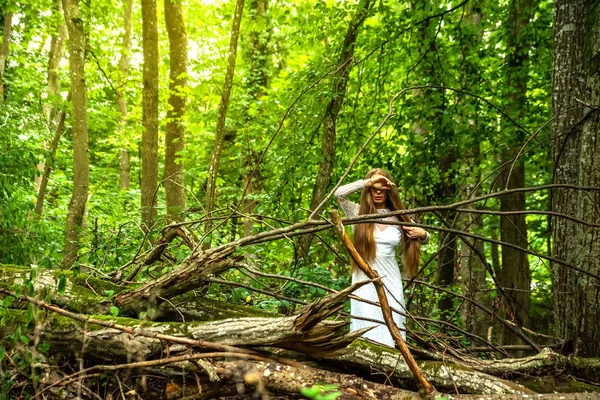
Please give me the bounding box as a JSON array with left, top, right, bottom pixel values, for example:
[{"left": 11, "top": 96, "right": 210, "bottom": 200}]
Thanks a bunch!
[
  {"left": 329, "top": 341, "right": 533, "bottom": 395},
  {"left": 324, "top": 341, "right": 600, "bottom": 394},
  {"left": 2, "top": 280, "right": 371, "bottom": 358}
]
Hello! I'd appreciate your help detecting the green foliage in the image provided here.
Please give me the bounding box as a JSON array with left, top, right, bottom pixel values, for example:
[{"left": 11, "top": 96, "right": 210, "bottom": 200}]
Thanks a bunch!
[
  {"left": 1, "top": 0, "right": 557, "bottom": 359},
  {"left": 109, "top": 306, "right": 120, "bottom": 317},
  {"left": 300, "top": 384, "right": 341, "bottom": 400},
  {"left": 0, "top": 272, "right": 52, "bottom": 398}
]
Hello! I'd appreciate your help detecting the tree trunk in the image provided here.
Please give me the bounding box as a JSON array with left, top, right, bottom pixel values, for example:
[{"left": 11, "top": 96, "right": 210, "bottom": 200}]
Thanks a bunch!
[
  {"left": 61, "top": 0, "right": 89, "bottom": 269},
  {"left": 498, "top": 0, "right": 532, "bottom": 345},
  {"left": 164, "top": 0, "right": 188, "bottom": 220},
  {"left": 0, "top": 11, "right": 12, "bottom": 101},
  {"left": 436, "top": 156, "right": 458, "bottom": 317},
  {"left": 570, "top": 6, "right": 600, "bottom": 357},
  {"left": 205, "top": 0, "right": 245, "bottom": 236},
  {"left": 460, "top": 147, "right": 488, "bottom": 340},
  {"left": 30, "top": 310, "right": 364, "bottom": 361},
  {"left": 35, "top": 0, "right": 67, "bottom": 203},
  {"left": 460, "top": 214, "right": 488, "bottom": 339},
  {"left": 117, "top": 0, "right": 133, "bottom": 191},
  {"left": 309, "top": 0, "right": 371, "bottom": 215},
  {"left": 44, "top": 14, "right": 67, "bottom": 124},
  {"left": 550, "top": 0, "right": 590, "bottom": 355},
  {"left": 297, "top": 0, "right": 371, "bottom": 259},
  {"left": 240, "top": 0, "right": 269, "bottom": 236},
  {"left": 35, "top": 97, "right": 69, "bottom": 216},
  {"left": 197, "top": 359, "right": 421, "bottom": 400},
  {"left": 141, "top": 0, "right": 159, "bottom": 230}
]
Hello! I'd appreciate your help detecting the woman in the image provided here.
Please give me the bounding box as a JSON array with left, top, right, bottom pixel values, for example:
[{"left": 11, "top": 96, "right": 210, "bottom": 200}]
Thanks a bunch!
[{"left": 334, "top": 168, "right": 429, "bottom": 346}]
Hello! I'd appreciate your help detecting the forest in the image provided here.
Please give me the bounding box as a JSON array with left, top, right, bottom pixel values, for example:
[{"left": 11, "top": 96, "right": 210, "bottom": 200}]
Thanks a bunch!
[{"left": 0, "top": 0, "right": 599, "bottom": 398}]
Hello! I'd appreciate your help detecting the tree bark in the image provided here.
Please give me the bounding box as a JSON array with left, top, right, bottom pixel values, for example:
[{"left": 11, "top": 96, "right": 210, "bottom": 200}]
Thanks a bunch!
[
  {"left": 164, "top": 0, "right": 188, "bottom": 220},
  {"left": 550, "top": 0, "right": 592, "bottom": 356},
  {"left": 141, "top": 0, "right": 159, "bottom": 230},
  {"left": 35, "top": 95, "right": 69, "bottom": 216},
  {"left": 34, "top": 0, "right": 67, "bottom": 208},
  {"left": 570, "top": 6, "right": 600, "bottom": 357},
  {"left": 205, "top": 0, "right": 245, "bottom": 236},
  {"left": 498, "top": 0, "right": 532, "bottom": 346},
  {"left": 436, "top": 156, "right": 457, "bottom": 317},
  {"left": 196, "top": 359, "right": 422, "bottom": 399},
  {"left": 29, "top": 308, "right": 365, "bottom": 362},
  {"left": 460, "top": 211, "right": 488, "bottom": 339},
  {"left": 333, "top": 342, "right": 533, "bottom": 395},
  {"left": 0, "top": 11, "right": 12, "bottom": 101},
  {"left": 61, "top": 0, "right": 90, "bottom": 269},
  {"left": 117, "top": 0, "right": 133, "bottom": 191}
]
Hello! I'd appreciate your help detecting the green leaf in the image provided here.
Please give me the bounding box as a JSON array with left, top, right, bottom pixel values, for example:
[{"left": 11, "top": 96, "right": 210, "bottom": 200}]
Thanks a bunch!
[
  {"left": 25, "top": 303, "right": 34, "bottom": 323},
  {"left": 38, "top": 343, "right": 50, "bottom": 354},
  {"left": 57, "top": 274, "right": 66, "bottom": 295},
  {"left": 300, "top": 387, "right": 320, "bottom": 398},
  {"left": 0, "top": 347, "right": 5, "bottom": 361},
  {"left": 109, "top": 306, "right": 119, "bottom": 317}
]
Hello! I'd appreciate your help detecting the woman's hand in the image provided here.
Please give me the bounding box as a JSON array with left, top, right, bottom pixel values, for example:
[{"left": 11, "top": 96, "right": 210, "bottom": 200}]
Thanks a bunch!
[
  {"left": 403, "top": 226, "right": 428, "bottom": 241},
  {"left": 366, "top": 174, "right": 395, "bottom": 189}
]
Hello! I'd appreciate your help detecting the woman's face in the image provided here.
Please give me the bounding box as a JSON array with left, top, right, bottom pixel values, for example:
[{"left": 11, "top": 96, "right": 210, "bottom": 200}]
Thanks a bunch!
[{"left": 370, "top": 183, "right": 389, "bottom": 208}]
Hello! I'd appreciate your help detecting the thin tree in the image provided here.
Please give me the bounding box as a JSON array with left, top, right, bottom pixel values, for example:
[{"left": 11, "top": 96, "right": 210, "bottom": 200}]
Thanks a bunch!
[
  {"left": 164, "top": 0, "right": 188, "bottom": 219},
  {"left": 498, "top": 0, "right": 532, "bottom": 345},
  {"left": 117, "top": 0, "right": 133, "bottom": 190},
  {"left": 35, "top": 0, "right": 67, "bottom": 216},
  {"left": 205, "top": 0, "right": 245, "bottom": 236},
  {"left": 61, "top": 0, "right": 89, "bottom": 268},
  {"left": 0, "top": 9, "right": 13, "bottom": 101},
  {"left": 458, "top": 0, "right": 489, "bottom": 340},
  {"left": 141, "top": 0, "right": 159, "bottom": 230},
  {"left": 240, "top": 0, "right": 269, "bottom": 236},
  {"left": 35, "top": 0, "right": 68, "bottom": 216},
  {"left": 298, "top": 0, "right": 372, "bottom": 258}
]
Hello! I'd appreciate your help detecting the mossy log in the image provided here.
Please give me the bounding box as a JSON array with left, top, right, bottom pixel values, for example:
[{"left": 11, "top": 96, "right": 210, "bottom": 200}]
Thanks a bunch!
[
  {"left": 28, "top": 312, "right": 366, "bottom": 362},
  {"left": 0, "top": 264, "right": 270, "bottom": 322},
  {"left": 324, "top": 341, "right": 600, "bottom": 394},
  {"left": 3, "top": 280, "right": 372, "bottom": 360},
  {"left": 325, "top": 340, "right": 534, "bottom": 395}
]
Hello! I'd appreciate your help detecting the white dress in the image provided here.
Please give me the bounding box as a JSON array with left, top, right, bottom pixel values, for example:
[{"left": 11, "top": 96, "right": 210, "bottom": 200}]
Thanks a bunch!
[{"left": 334, "top": 179, "right": 407, "bottom": 347}]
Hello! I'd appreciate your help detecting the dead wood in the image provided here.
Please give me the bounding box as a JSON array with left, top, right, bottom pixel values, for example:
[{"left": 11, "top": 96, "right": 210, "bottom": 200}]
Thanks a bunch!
[
  {"left": 1, "top": 281, "right": 372, "bottom": 361},
  {"left": 124, "top": 226, "right": 196, "bottom": 282},
  {"left": 325, "top": 341, "right": 600, "bottom": 394},
  {"left": 115, "top": 245, "right": 243, "bottom": 316}
]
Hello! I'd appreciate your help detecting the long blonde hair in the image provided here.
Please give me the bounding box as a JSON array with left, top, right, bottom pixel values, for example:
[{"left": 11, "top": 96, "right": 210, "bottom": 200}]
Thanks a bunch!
[{"left": 353, "top": 168, "right": 421, "bottom": 278}]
